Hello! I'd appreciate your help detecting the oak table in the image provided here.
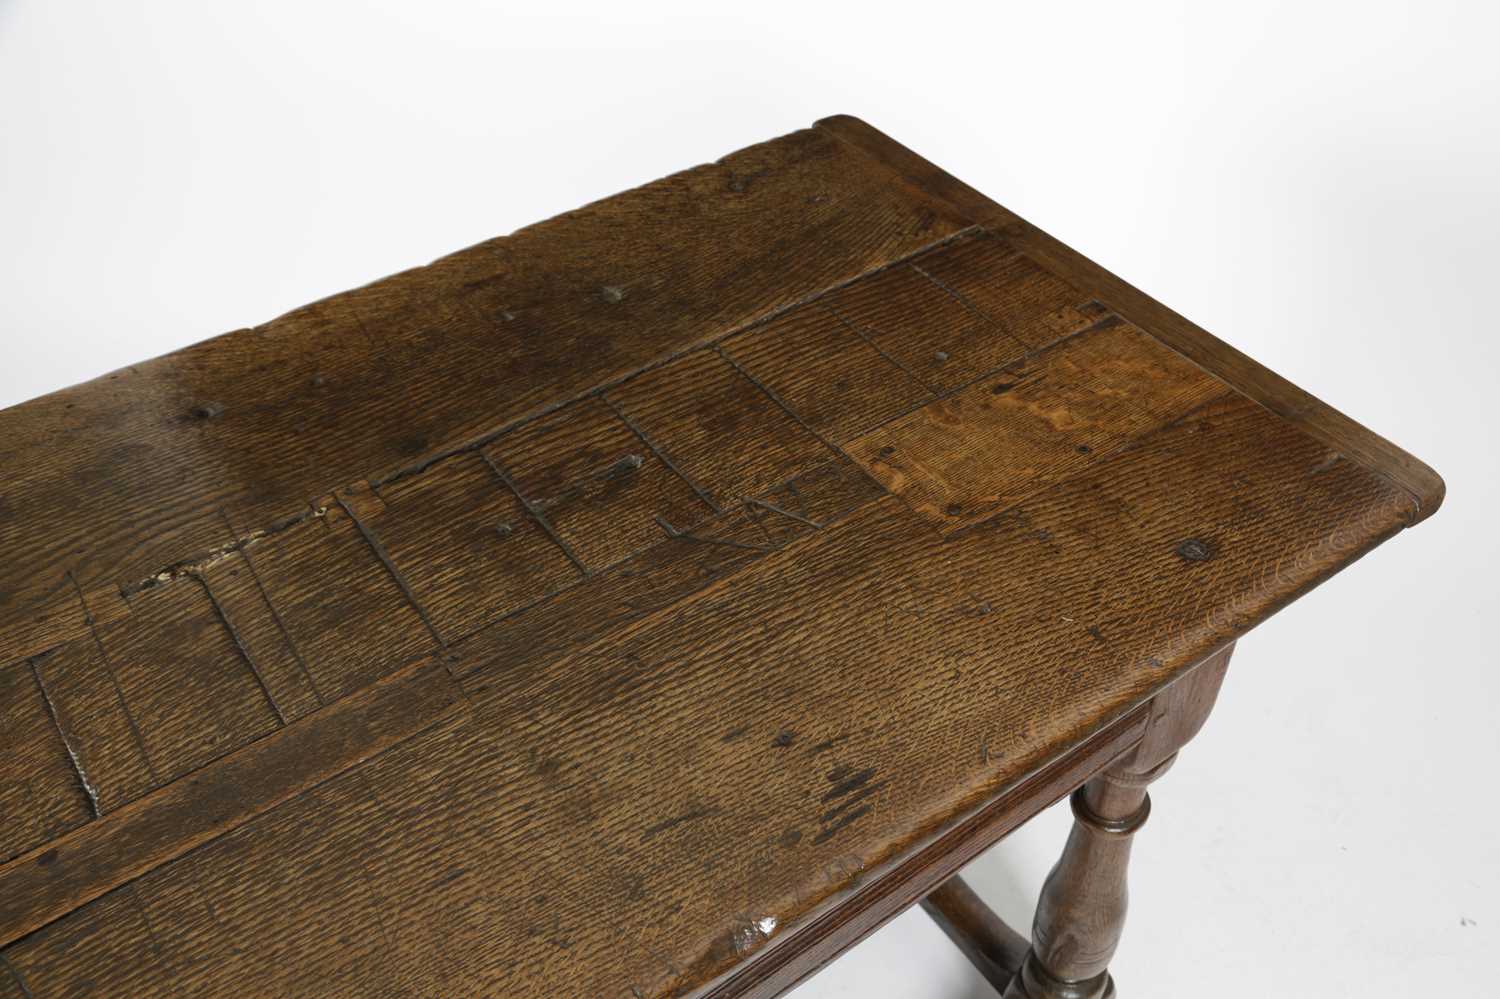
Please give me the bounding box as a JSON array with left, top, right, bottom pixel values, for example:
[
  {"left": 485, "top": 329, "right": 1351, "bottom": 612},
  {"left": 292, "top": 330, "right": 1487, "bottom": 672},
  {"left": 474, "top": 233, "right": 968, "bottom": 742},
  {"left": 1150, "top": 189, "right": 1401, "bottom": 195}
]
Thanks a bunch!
[{"left": 0, "top": 117, "right": 1442, "bottom": 998}]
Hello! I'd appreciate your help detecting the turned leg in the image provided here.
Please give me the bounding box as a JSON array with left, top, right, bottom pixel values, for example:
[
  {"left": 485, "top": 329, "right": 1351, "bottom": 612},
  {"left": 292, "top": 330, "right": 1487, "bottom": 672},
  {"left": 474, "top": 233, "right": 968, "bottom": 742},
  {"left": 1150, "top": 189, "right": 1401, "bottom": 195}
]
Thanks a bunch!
[{"left": 1004, "top": 643, "right": 1233, "bottom": 999}]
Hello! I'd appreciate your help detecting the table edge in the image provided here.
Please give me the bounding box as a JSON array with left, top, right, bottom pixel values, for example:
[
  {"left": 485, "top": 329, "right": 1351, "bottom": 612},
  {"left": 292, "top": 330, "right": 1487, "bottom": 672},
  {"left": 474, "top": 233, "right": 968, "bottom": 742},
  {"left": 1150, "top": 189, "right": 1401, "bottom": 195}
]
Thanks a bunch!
[
  {"left": 815, "top": 114, "right": 1445, "bottom": 526},
  {"left": 694, "top": 702, "right": 1154, "bottom": 998}
]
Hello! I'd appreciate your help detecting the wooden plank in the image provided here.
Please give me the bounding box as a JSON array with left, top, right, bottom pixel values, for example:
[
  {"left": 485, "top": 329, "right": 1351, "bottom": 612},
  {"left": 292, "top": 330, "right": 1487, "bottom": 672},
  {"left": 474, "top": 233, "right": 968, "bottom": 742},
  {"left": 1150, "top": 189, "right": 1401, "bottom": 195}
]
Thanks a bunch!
[
  {"left": 102, "top": 507, "right": 236, "bottom": 596},
  {"left": 0, "top": 586, "right": 89, "bottom": 688},
  {"left": 30, "top": 636, "right": 157, "bottom": 815},
  {"left": 449, "top": 504, "right": 776, "bottom": 683},
  {"left": 485, "top": 396, "right": 715, "bottom": 572},
  {"left": 0, "top": 656, "right": 464, "bottom": 949},
  {"left": 372, "top": 451, "right": 582, "bottom": 645},
  {"left": 2, "top": 890, "right": 158, "bottom": 997},
  {"left": 742, "top": 458, "right": 885, "bottom": 548},
  {"left": 0, "top": 662, "right": 93, "bottom": 863},
  {"left": 816, "top": 113, "right": 1445, "bottom": 521},
  {"left": 93, "top": 579, "right": 281, "bottom": 782},
  {"left": 3, "top": 385, "right": 1415, "bottom": 997},
  {"left": 132, "top": 774, "right": 404, "bottom": 996},
  {"left": 240, "top": 515, "right": 439, "bottom": 700},
  {"left": 199, "top": 550, "right": 324, "bottom": 722},
  {"left": 454, "top": 398, "right": 1407, "bottom": 998},
  {"left": 846, "top": 319, "right": 1226, "bottom": 534},
  {"left": 0, "top": 117, "right": 1442, "bottom": 999},
  {"left": 0, "top": 956, "right": 26, "bottom": 999},
  {"left": 910, "top": 229, "right": 1101, "bottom": 352},
  {"left": 0, "top": 126, "right": 970, "bottom": 665},
  {"left": 4, "top": 775, "right": 407, "bottom": 997},
  {"left": 607, "top": 349, "right": 832, "bottom": 511},
  {"left": 721, "top": 301, "right": 933, "bottom": 444},
  {"left": 449, "top": 459, "right": 883, "bottom": 684},
  {"left": 707, "top": 713, "right": 1146, "bottom": 998},
  {"left": 820, "top": 245, "right": 1028, "bottom": 393}
]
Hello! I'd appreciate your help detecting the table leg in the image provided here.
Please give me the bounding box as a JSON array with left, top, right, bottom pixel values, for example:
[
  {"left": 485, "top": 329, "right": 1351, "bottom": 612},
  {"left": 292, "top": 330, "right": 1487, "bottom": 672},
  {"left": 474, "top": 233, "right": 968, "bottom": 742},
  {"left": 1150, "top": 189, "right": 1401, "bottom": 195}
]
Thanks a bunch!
[{"left": 1003, "top": 643, "right": 1233, "bottom": 999}]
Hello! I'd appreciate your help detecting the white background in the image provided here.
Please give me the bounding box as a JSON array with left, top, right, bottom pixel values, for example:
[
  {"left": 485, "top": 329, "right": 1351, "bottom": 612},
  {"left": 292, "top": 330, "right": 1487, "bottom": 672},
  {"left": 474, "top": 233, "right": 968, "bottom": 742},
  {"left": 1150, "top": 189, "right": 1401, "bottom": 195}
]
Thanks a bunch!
[{"left": 2, "top": 2, "right": 1495, "bottom": 996}]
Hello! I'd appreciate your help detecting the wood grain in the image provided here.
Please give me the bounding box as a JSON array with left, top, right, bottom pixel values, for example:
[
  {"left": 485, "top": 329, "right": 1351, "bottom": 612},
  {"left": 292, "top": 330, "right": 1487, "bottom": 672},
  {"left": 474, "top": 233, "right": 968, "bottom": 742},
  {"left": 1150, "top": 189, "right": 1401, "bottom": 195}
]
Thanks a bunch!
[
  {"left": 607, "top": 348, "right": 833, "bottom": 510},
  {"left": 198, "top": 550, "right": 324, "bottom": 723},
  {"left": 238, "top": 515, "right": 439, "bottom": 700},
  {"left": 370, "top": 450, "right": 581, "bottom": 645},
  {"left": 848, "top": 318, "right": 1225, "bottom": 534},
  {"left": 912, "top": 230, "right": 1101, "bottom": 352},
  {"left": 486, "top": 395, "right": 715, "bottom": 572},
  {"left": 1004, "top": 647, "right": 1233, "bottom": 999},
  {"left": 9, "top": 390, "right": 1411, "bottom": 998},
  {"left": 706, "top": 708, "right": 1150, "bottom": 999},
  {"left": 0, "top": 125, "right": 969, "bottom": 667},
  {"left": 816, "top": 113, "right": 1445, "bottom": 522},
  {"left": 0, "top": 663, "right": 93, "bottom": 863},
  {"left": 0, "top": 656, "right": 464, "bottom": 950},
  {"left": 821, "top": 244, "right": 1029, "bottom": 393},
  {"left": 28, "top": 636, "right": 157, "bottom": 817},
  {"left": 93, "top": 578, "right": 281, "bottom": 783},
  {"left": 0, "top": 117, "right": 1440, "bottom": 998},
  {"left": 722, "top": 300, "right": 934, "bottom": 443}
]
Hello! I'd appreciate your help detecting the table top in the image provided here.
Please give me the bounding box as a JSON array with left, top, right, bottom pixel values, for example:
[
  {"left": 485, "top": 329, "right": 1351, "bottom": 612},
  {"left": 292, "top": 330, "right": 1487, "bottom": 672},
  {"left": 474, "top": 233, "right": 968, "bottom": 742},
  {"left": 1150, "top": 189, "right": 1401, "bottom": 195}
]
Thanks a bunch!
[{"left": 0, "top": 116, "right": 1441, "bottom": 997}]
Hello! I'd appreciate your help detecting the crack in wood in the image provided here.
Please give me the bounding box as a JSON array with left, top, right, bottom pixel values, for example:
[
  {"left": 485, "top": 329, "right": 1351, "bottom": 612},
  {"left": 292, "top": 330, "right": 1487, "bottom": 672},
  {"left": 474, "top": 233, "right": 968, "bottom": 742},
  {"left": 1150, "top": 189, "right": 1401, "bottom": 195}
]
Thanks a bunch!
[
  {"left": 338, "top": 494, "right": 448, "bottom": 651},
  {"left": 653, "top": 515, "right": 772, "bottom": 553},
  {"left": 742, "top": 496, "right": 821, "bottom": 530},
  {"left": 29, "top": 653, "right": 100, "bottom": 819},
  {"left": 67, "top": 570, "right": 159, "bottom": 785},
  {"left": 481, "top": 451, "right": 591, "bottom": 576},
  {"left": 197, "top": 575, "right": 289, "bottom": 725},
  {"left": 121, "top": 506, "right": 326, "bottom": 599},
  {"left": 78, "top": 229, "right": 984, "bottom": 629},
  {"left": 605, "top": 394, "right": 722, "bottom": 514}
]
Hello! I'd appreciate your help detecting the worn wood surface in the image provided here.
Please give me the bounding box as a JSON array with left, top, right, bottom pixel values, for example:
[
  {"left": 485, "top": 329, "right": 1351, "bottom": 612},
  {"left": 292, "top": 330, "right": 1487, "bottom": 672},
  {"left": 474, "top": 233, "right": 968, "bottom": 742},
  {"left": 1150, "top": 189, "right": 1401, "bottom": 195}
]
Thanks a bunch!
[
  {"left": 1005, "top": 645, "right": 1233, "bottom": 999},
  {"left": 0, "top": 117, "right": 1439, "bottom": 997}
]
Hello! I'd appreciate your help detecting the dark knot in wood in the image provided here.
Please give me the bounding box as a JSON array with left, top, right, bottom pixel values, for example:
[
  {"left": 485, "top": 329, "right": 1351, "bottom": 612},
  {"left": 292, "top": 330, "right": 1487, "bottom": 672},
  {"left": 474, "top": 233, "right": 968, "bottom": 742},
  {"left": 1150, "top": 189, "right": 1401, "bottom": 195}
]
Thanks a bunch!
[{"left": 1174, "top": 538, "right": 1215, "bottom": 562}]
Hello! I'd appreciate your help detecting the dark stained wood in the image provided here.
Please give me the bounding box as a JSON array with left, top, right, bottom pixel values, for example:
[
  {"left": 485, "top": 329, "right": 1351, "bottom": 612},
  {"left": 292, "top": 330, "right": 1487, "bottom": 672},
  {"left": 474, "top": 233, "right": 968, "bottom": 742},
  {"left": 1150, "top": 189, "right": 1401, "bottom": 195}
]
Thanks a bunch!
[
  {"left": 816, "top": 114, "right": 1445, "bottom": 523},
  {"left": 0, "top": 125, "right": 969, "bottom": 669},
  {"left": 93, "top": 578, "right": 282, "bottom": 783},
  {"left": 1005, "top": 645, "right": 1233, "bottom": 999},
  {"left": 198, "top": 550, "right": 324, "bottom": 723},
  {"left": 368, "top": 450, "right": 581, "bottom": 644},
  {"left": 0, "top": 656, "right": 464, "bottom": 949},
  {"left": 28, "top": 636, "right": 157, "bottom": 817},
  {"left": 721, "top": 301, "right": 934, "bottom": 444},
  {"left": 846, "top": 317, "right": 1224, "bottom": 535},
  {"left": 820, "top": 244, "right": 1030, "bottom": 393},
  {"left": 911, "top": 230, "right": 1102, "bottom": 353},
  {"left": 448, "top": 504, "right": 775, "bottom": 683},
  {"left": 0, "top": 117, "right": 1441, "bottom": 998},
  {"left": 236, "top": 514, "right": 439, "bottom": 700},
  {"left": 921, "top": 875, "right": 1030, "bottom": 994},
  {"left": 485, "top": 395, "right": 715, "bottom": 572},
  {"left": 606, "top": 348, "right": 833, "bottom": 510},
  {"left": 0, "top": 663, "right": 94, "bottom": 862},
  {"left": 703, "top": 707, "right": 1151, "bottom": 999},
  {"left": 2, "top": 890, "right": 158, "bottom": 999}
]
